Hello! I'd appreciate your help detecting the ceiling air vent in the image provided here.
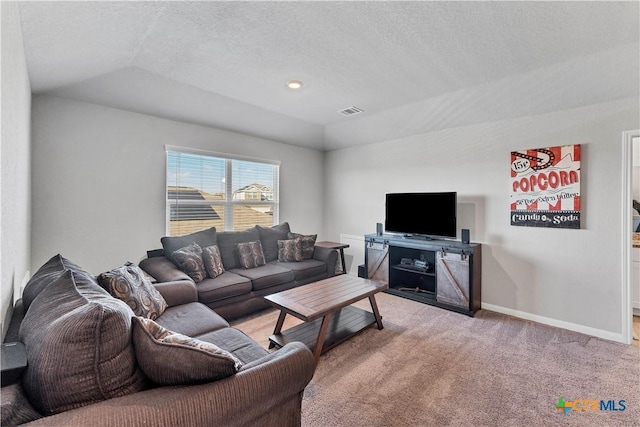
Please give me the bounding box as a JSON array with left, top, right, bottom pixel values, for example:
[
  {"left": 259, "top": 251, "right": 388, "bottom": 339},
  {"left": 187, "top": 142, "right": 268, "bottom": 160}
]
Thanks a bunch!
[{"left": 337, "top": 106, "right": 364, "bottom": 116}]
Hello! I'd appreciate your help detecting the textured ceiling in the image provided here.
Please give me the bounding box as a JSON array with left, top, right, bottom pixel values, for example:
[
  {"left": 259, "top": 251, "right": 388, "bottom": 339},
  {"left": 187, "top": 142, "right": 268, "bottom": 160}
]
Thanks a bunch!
[{"left": 16, "top": 1, "right": 640, "bottom": 150}]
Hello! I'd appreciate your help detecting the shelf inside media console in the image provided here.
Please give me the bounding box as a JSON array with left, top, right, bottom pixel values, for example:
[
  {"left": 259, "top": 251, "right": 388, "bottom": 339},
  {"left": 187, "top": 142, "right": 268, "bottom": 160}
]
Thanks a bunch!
[
  {"left": 391, "top": 264, "right": 435, "bottom": 276},
  {"left": 386, "top": 285, "right": 435, "bottom": 304}
]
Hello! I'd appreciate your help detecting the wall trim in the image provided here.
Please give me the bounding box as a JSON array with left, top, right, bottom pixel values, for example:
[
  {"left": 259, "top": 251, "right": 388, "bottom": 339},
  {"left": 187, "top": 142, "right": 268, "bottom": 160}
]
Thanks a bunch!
[
  {"left": 481, "top": 303, "right": 624, "bottom": 344},
  {"left": 622, "top": 129, "right": 640, "bottom": 345}
]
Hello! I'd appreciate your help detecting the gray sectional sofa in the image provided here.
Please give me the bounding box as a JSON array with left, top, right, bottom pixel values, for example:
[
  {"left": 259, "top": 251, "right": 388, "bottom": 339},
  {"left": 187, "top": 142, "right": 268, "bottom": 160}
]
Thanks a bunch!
[
  {"left": 140, "top": 222, "right": 339, "bottom": 320},
  {"left": 1, "top": 253, "right": 316, "bottom": 426}
]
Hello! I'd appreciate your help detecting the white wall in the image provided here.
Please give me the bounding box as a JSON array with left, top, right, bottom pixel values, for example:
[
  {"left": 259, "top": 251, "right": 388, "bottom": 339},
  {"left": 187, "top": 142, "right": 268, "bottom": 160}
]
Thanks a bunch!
[
  {"left": 31, "top": 95, "right": 325, "bottom": 275},
  {"left": 1, "top": 1, "right": 32, "bottom": 338},
  {"left": 633, "top": 137, "right": 640, "bottom": 205},
  {"left": 324, "top": 97, "right": 639, "bottom": 340}
]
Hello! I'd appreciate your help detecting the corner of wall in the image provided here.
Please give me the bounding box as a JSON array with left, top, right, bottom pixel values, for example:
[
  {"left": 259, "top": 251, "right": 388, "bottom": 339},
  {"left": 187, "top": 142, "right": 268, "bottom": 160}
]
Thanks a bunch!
[{"left": 1, "top": 0, "right": 33, "bottom": 341}]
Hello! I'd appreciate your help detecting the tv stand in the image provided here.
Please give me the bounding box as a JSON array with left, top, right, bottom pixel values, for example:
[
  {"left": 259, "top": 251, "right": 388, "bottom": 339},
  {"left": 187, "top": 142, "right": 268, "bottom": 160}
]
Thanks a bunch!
[
  {"left": 403, "top": 234, "right": 435, "bottom": 240},
  {"left": 364, "top": 233, "right": 481, "bottom": 316}
]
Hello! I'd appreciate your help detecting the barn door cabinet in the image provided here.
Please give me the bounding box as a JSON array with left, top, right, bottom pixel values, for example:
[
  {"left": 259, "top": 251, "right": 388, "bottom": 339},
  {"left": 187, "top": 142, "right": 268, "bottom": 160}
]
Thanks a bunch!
[{"left": 364, "top": 234, "right": 481, "bottom": 316}]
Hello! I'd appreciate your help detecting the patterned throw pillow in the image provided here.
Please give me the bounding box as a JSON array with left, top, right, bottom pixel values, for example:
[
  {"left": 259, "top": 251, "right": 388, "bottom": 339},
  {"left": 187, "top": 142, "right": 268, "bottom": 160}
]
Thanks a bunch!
[
  {"left": 277, "top": 239, "right": 303, "bottom": 262},
  {"left": 171, "top": 243, "right": 207, "bottom": 282},
  {"left": 98, "top": 262, "right": 168, "bottom": 320},
  {"left": 236, "top": 241, "right": 266, "bottom": 269},
  {"left": 132, "top": 317, "right": 242, "bottom": 385},
  {"left": 288, "top": 232, "right": 317, "bottom": 260},
  {"left": 202, "top": 245, "right": 225, "bottom": 278}
]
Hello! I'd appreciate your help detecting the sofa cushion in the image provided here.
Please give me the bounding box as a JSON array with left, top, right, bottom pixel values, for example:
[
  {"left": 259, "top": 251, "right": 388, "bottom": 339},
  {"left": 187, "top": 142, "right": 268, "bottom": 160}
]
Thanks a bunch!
[
  {"left": 161, "top": 226, "right": 217, "bottom": 259},
  {"left": 132, "top": 317, "right": 241, "bottom": 385},
  {"left": 19, "top": 270, "right": 146, "bottom": 415},
  {"left": 288, "top": 232, "right": 317, "bottom": 260},
  {"left": 202, "top": 245, "right": 225, "bottom": 278},
  {"left": 230, "top": 263, "right": 295, "bottom": 291},
  {"left": 278, "top": 238, "right": 303, "bottom": 262},
  {"left": 216, "top": 227, "right": 260, "bottom": 269},
  {"left": 172, "top": 243, "right": 207, "bottom": 282},
  {"left": 257, "top": 222, "right": 291, "bottom": 262},
  {"left": 155, "top": 302, "right": 230, "bottom": 337},
  {"left": 21, "top": 254, "right": 87, "bottom": 311},
  {"left": 237, "top": 241, "right": 266, "bottom": 269},
  {"left": 195, "top": 272, "right": 253, "bottom": 305},
  {"left": 98, "top": 262, "right": 168, "bottom": 320},
  {"left": 270, "top": 258, "right": 327, "bottom": 282},
  {"left": 194, "top": 327, "right": 270, "bottom": 365},
  {"left": 0, "top": 384, "right": 42, "bottom": 426}
]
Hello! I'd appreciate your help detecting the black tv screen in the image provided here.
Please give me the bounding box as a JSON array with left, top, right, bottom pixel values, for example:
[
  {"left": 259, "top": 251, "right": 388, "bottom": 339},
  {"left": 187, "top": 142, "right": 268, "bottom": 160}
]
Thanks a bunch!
[{"left": 385, "top": 192, "right": 457, "bottom": 239}]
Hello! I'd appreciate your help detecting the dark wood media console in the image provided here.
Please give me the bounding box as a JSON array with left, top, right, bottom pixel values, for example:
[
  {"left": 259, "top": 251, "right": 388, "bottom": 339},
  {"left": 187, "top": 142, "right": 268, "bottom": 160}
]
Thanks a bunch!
[{"left": 364, "top": 233, "right": 482, "bottom": 316}]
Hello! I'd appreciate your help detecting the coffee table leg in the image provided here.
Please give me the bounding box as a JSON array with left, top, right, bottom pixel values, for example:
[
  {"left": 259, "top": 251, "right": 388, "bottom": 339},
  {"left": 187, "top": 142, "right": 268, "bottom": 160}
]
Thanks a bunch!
[
  {"left": 269, "top": 310, "right": 287, "bottom": 349},
  {"left": 369, "top": 295, "right": 384, "bottom": 330},
  {"left": 339, "top": 249, "right": 347, "bottom": 274},
  {"left": 313, "top": 313, "right": 333, "bottom": 361}
]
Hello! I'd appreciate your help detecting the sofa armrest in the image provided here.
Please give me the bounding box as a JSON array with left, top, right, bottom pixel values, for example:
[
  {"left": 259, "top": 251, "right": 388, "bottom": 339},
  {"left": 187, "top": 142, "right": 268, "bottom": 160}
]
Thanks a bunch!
[
  {"left": 23, "top": 342, "right": 316, "bottom": 427},
  {"left": 139, "top": 257, "right": 197, "bottom": 306},
  {"left": 153, "top": 280, "right": 198, "bottom": 306},
  {"left": 313, "top": 246, "right": 339, "bottom": 277},
  {"left": 139, "top": 256, "right": 192, "bottom": 283}
]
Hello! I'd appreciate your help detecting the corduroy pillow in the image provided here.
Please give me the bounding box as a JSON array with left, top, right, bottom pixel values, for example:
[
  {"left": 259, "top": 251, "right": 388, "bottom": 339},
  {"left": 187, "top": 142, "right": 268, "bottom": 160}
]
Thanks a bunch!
[
  {"left": 172, "top": 243, "right": 207, "bottom": 282},
  {"left": 288, "top": 232, "right": 317, "bottom": 260},
  {"left": 21, "top": 254, "right": 87, "bottom": 311},
  {"left": 277, "top": 239, "right": 303, "bottom": 262},
  {"left": 216, "top": 227, "right": 261, "bottom": 269},
  {"left": 256, "top": 222, "right": 291, "bottom": 262},
  {"left": 131, "top": 317, "right": 242, "bottom": 385},
  {"left": 202, "top": 245, "right": 225, "bottom": 278},
  {"left": 160, "top": 226, "right": 217, "bottom": 260},
  {"left": 236, "top": 241, "right": 266, "bottom": 269},
  {"left": 19, "top": 270, "right": 146, "bottom": 415},
  {"left": 98, "top": 262, "right": 168, "bottom": 320}
]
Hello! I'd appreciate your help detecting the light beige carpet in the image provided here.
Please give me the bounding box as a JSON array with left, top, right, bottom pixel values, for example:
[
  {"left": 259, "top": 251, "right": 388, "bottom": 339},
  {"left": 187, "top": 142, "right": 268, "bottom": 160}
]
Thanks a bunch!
[{"left": 232, "top": 292, "right": 640, "bottom": 427}]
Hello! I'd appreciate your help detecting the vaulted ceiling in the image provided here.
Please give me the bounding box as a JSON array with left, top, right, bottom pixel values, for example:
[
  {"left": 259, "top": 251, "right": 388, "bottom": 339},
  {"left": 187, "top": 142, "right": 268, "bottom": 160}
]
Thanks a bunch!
[{"left": 16, "top": 1, "right": 640, "bottom": 151}]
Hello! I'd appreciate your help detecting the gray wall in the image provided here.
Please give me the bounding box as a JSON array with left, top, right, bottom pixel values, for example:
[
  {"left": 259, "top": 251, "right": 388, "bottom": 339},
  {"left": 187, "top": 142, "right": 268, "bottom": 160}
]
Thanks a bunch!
[
  {"left": 1, "top": 1, "right": 32, "bottom": 339},
  {"left": 30, "top": 95, "right": 325, "bottom": 275},
  {"left": 324, "top": 97, "right": 639, "bottom": 340}
]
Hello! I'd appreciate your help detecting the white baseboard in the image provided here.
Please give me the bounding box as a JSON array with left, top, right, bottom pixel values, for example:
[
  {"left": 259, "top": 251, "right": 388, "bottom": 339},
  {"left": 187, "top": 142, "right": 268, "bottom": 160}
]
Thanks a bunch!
[{"left": 481, "top": 303, "right": 625, "bottom": 344}]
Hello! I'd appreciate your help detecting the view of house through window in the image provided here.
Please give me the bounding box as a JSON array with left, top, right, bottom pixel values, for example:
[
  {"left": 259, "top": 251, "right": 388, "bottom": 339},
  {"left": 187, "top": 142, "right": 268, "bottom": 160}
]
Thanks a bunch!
[{"left": 167, "top": 149, "right": 279, "bottom": 236}]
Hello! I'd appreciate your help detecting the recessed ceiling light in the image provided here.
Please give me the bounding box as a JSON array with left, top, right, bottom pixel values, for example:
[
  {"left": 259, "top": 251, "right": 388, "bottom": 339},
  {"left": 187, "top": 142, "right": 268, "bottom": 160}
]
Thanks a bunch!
[{"left": 286, "top": 80, "right": 303, "bottom": 90}]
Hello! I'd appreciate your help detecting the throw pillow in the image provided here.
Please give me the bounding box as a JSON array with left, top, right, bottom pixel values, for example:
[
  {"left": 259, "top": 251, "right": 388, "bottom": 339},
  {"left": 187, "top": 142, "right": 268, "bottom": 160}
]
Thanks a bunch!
[
  {"left": 131, "top": 317, "right": 242, "bottom": 385},
  {"left": 172, "top": 243, "right": 207, "bottom": 282},
  {"left": 236, "top": 241, "right": 266, "bottom": 269},
  {"left": 202, "top": 245, "right": 225, "bottom": 278},
  {"left": 98, "top": 262, "right": 168, "bottom": 320},
  {"left": 277, "top": 238, "right": 303, "bottom": 262},
  {"left": 288, "top": 232, "right": 317, "bottom": 260},
  {"left": 19, "top": 270, "right": 146, "bottom": 415}
]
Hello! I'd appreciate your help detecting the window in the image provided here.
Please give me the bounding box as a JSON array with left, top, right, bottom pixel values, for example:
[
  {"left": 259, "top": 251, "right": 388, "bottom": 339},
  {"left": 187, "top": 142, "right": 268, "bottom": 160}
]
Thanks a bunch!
[{"left": 166, "top": 148, "right": 279, "bottom": 236}]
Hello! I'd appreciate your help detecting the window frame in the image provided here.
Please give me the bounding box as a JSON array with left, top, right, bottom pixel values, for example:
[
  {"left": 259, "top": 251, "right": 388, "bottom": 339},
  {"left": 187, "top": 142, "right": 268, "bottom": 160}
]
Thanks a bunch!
[{"left": 165, "top": 145, "right": 280, "bottom": 235}]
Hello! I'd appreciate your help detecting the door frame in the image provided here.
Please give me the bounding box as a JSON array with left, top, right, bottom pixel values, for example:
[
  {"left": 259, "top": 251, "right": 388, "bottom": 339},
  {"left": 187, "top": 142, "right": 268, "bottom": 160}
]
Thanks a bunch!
[{"left": 622, "top": 129, "right": 640, "bottom": 345}]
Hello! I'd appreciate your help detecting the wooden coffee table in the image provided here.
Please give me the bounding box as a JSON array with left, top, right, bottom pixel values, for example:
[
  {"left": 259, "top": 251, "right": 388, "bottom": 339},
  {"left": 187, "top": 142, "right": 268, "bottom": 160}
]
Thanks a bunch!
[{"left": 265, "top": 275, "right": 388, "bottom": 361}]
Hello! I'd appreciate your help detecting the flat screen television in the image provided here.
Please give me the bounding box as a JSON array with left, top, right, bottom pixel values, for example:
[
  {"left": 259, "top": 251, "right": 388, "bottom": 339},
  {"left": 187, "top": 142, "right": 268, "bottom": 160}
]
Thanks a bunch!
[{"left": 385, "top": 192, "right": 457, "bottom": 239}]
